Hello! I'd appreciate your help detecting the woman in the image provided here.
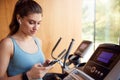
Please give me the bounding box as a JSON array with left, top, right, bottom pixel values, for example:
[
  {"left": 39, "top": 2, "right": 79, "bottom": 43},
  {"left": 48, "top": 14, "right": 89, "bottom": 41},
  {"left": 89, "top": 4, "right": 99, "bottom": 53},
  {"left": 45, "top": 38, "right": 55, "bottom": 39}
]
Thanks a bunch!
[{"left": 0, "top": 0, "right": 52, "bottom": 80}]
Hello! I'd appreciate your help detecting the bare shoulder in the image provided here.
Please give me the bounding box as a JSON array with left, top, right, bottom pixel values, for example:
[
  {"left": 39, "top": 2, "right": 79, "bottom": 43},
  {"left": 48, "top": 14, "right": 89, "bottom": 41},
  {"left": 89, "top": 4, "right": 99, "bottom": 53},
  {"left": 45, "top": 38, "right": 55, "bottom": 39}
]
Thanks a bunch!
[
  {"left": 0, "top": 37, "right": 13, "bottom": 47},
  {"left": 0, "top": 37, "right": 13, "bottom": 54}
]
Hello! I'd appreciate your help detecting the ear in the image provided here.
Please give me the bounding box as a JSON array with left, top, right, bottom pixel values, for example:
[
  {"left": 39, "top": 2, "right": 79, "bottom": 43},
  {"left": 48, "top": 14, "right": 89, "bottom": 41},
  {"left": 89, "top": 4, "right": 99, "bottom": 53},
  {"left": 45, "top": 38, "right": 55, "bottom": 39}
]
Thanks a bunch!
[{"left": 16, "top": 14, "right": 22, "bottom": 24}]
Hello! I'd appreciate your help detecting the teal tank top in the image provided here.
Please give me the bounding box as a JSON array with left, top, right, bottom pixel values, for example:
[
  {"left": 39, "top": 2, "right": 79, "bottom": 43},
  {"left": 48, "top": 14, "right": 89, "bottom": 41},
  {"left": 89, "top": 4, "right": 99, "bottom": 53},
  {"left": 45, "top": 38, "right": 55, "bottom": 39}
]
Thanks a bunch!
[{"left": 7, "top": 37, "right": 45, "bottom": 80}]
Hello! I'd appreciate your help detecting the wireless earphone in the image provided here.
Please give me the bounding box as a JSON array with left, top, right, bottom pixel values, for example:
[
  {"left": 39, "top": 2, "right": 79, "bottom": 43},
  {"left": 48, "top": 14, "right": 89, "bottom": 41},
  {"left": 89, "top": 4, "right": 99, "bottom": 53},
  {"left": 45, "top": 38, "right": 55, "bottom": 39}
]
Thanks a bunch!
[{"left": 18, "top": 20, "right": 21, "bottom": 24}]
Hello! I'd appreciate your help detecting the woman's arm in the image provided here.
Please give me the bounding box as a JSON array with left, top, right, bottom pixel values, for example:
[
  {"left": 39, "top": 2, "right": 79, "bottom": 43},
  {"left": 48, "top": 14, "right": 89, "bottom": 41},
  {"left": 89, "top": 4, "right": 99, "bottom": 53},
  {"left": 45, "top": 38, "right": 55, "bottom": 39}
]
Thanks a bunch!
[
  {"left": 0, "top": 73, "right": 22, "bottom": 80},
  {"left": 0, "top": 38, "right": 12, "bottom": 78},
  {"left": 0, "top": 38, "right": 23, "bottom": 80}
]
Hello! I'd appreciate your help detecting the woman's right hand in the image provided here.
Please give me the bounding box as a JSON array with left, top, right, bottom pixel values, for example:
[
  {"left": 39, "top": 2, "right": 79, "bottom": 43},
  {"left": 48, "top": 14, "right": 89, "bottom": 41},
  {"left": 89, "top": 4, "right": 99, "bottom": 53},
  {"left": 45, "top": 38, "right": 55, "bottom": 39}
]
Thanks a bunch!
[{"left": 26, "top": 63, "right": 52, "bottom": 79}]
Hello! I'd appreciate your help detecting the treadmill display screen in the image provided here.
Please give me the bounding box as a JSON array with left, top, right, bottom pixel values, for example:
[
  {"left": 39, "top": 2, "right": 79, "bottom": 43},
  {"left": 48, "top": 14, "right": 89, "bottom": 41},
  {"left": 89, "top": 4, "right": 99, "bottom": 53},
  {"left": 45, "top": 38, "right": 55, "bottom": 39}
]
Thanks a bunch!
[{"left": 97, "top": 51, "right": 114, "bottom": 63}]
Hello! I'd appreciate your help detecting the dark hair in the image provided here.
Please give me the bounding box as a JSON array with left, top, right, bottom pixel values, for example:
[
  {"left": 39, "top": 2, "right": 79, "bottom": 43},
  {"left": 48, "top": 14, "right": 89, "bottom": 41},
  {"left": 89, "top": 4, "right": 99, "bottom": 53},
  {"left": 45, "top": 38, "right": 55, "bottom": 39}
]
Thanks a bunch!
[{"left": 8, "top": 0, "right": 43, "bottom": 36}]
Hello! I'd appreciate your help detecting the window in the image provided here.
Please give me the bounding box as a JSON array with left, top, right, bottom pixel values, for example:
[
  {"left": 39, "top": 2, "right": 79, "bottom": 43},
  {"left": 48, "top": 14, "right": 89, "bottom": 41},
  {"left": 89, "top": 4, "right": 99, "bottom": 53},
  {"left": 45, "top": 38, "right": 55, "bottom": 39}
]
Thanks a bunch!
[{"left": 82, "top": 0, "right": 120, "bottom": 49}]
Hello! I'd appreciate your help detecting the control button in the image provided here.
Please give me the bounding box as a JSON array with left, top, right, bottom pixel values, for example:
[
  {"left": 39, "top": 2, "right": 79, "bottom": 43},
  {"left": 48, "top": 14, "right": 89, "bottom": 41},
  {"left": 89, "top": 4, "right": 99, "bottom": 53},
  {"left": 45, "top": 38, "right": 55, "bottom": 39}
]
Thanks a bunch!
[
  {"left": 86, "top": 66, "right": 91, "bottom": 70},
  {"left": 100, "top": 73, "right": 103, "bottom": 76},
  {"left": 97, "top": 71, "right": 100, "bottom": 74},
  {"left": 86, "top": 66, "right": 89, "bottom": 69},
  {"left": 90, "top": 67, "right": 96, "bottom": 73},
  {"left": 95, "top": 70, "right": 98, "bottom": 73},
  {"left": 89, "top": 66, "right": 92, "bottom": 69}
]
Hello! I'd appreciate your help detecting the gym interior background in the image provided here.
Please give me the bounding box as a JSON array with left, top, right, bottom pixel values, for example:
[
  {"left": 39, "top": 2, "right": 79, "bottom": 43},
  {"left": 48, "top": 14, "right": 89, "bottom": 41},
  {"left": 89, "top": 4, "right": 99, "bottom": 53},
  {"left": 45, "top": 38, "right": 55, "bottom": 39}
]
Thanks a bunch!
[{"left": 0, "top": 0, "right": 119, "bottom": 73}]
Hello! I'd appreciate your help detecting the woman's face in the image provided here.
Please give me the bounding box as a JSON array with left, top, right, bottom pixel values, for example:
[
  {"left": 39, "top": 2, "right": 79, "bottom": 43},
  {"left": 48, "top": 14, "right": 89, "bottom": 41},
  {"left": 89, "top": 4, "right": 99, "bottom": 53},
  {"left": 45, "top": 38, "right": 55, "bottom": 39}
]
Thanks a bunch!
[{"left": 19, "top": 13, "right": 42, "bottom": 36}]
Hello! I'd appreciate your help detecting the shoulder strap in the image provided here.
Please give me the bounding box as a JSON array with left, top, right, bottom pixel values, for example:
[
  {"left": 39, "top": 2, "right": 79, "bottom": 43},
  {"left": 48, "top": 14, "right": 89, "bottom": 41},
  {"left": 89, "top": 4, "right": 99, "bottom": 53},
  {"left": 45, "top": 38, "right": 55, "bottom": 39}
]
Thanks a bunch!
[
  {"left": 9, "top": 37, "right": 16, "bottom": 45},
  {"left": 33, "top": 37, "right": 42, "bottom": 48}
]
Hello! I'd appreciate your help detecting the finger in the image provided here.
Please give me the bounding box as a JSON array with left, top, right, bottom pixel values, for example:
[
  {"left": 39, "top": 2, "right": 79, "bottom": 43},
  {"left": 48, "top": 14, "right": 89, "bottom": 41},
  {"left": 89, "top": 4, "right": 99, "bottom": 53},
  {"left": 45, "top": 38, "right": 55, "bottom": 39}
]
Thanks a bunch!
[
  {"left": 34, "top": 63, "right": 43, "bottom": 67},
  {"left": 38, "top": 67, "right": 46, "bottom": 70}
]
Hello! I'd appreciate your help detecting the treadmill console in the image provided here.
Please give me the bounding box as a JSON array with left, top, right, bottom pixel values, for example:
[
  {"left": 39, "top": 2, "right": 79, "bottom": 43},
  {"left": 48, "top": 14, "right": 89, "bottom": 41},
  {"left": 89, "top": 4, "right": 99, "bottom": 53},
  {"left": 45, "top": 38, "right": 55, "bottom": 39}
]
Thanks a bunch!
[{"left": 83, "top": 44, "right": 120, "bottom": 80}]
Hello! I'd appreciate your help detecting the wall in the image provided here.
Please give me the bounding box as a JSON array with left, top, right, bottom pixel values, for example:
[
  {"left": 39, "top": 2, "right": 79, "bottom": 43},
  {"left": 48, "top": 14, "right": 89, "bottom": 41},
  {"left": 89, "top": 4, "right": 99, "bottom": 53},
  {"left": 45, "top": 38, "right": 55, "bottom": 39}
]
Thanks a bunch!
[
  {"left": 0, "top": 0, "right": 17, "bottom": 39},
  {"left": 0, "top": 0, "right": 82, "bottom": 73},
  {"left": 36, "top": 0, "right": 82, "bottom": 73}
]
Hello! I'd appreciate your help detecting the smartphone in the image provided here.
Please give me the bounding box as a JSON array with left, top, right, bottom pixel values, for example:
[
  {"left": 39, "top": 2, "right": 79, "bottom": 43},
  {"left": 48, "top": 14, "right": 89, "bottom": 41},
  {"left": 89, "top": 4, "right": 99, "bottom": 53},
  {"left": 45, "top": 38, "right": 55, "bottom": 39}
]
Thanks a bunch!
[{"left": 48, "top": 60, "right": 58, "bottom": 66}]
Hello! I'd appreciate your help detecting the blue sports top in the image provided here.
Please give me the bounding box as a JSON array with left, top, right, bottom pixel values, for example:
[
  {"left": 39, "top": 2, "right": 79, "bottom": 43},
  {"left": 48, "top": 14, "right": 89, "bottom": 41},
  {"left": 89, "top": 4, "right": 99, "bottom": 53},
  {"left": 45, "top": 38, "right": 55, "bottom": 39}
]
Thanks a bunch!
[{"left": 7, "top": 37, "right": 45, "bottom": 80}]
